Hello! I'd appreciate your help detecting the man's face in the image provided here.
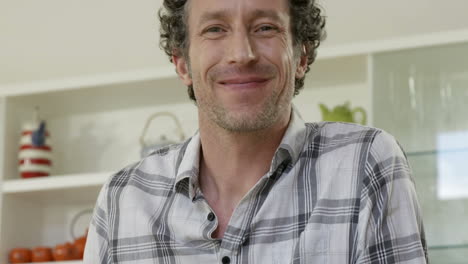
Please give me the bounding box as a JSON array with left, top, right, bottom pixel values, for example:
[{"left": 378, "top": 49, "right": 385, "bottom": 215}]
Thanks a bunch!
[{"left": 175, "top": 0, "right": 306, "bottom": 132}]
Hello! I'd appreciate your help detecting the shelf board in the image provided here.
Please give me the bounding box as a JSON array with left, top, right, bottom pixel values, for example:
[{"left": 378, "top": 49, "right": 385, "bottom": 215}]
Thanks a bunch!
[
  {"left": 429, "top": 243, "right": 468, "bottom": 251},
  {"left": 2, "top": 172, "right": 111, "bottom": 193},
  {"left": 407, "top": 148, "right": 468, "bottom": 157},
  {"left": 0, "top": 66, "right": 176, "bottom": 97},
  {"left": 1, "top": 172, "right": 111, "bottom": 205}
]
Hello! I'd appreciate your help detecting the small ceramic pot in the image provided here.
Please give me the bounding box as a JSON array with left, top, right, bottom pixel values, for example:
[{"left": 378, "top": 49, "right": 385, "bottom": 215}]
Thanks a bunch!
[
  {"left": 53, "top": 242, "right": 75, "bottom": 261},
  {"left": 9, "top": 248, "right": 32, "bottom": 263},
  {"left": 73, "top": 235, "right": 87, "bottom": 259},
  {"left": 32, "top": 247, "right": 53, "bottom": 262}
]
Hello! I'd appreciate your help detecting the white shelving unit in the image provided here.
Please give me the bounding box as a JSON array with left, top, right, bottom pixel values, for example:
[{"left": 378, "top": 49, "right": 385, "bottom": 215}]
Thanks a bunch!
[
  {"left": 0, "top": 71, "right": 203, "bottom": 260},
  {"left": 0, "top": 66, "right": 177, "bottom": 97},
  {"left": 3, "top": 173, "right": 110, "bottom": 193},
  {"left": 1, "top": 8, "right": 468, "bottom": 261},
  {"left": 2, "top": 173, "right": 110, "bottom": 205}
]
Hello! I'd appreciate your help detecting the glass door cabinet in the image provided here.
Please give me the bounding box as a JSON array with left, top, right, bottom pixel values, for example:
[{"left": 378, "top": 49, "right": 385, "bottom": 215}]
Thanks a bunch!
[{"left": 373, "top": 42, "right": 468, "bottom": 264}]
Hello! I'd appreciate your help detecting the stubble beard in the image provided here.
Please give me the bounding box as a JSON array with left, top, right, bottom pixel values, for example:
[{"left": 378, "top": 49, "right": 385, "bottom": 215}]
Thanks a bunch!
[
  {"left": 187, "top": 59, "right": 294, "bottom": 133},
  {"left": 208, "top": 88, "right": 285, "bottom": 132},
  {"left": 195, "top": 76, "right": 294, "bottom": 133}
]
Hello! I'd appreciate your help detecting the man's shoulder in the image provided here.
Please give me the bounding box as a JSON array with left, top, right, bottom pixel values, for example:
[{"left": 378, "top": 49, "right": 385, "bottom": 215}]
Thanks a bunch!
[
  {"left": 303, "top": 121, "right": 404, "bottom": 161},
  {"left": 304, "top": 121, "right": 383, "bottom": 144}
]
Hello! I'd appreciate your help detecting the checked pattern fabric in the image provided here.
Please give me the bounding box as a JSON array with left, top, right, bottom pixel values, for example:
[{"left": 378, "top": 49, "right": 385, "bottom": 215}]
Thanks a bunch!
[{"left": 85, "top": 111, "right": 428, "bottom": 264}]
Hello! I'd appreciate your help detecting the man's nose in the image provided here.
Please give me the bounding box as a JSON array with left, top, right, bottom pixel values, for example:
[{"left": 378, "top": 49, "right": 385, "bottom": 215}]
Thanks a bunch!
[{"left": 226, "top": 30, "right": 258, "bottom": 65}]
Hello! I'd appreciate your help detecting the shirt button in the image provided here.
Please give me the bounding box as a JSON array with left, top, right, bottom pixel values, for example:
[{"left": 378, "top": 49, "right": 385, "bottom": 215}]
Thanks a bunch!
[
  {"left": 221, "top": 256, "right": 231, "bottom": 264},
  {"left": 207, "top": 212, "right": 216, "bottom": 221}
]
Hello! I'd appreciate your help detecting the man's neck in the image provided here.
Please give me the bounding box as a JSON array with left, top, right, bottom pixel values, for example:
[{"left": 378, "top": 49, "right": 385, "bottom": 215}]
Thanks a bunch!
[
  {"left": 197, "top": 109, "right": 291, "bottom": 237},
  {"left": 199, "top": 114, "right": 290, "bottom": 195},
  {"left": 200, "top": 131, "right": 283, "bottom": 197}
]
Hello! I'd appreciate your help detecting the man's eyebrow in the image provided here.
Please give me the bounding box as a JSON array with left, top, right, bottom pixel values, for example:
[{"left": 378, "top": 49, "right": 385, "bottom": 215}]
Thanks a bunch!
[
  {"left": 198, "top": 10, "right": 230, "bottom": 26},
  {"left": 197, "top": 9, "right": 284, "bottom": 27},
  {"left": 250, "top": 9, "right": 283, "bottom": 22}
]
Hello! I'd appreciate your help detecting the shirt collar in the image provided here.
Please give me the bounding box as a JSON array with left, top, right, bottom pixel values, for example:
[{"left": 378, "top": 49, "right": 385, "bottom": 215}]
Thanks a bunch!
[
  {"left": 174, "top": 106, "right": 307, "bottom": 198},
  {"left": 268, "top": 106, "right": 307, "bottom": 175},
  {"left": 174, "top": 132, "right": 201, "bottom": 199}
]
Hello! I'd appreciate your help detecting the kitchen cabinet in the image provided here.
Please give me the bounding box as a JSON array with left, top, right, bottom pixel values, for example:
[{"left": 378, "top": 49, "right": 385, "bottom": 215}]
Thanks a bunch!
[{"left": 373, "top": 42, "right": 468, "bottom": 263}]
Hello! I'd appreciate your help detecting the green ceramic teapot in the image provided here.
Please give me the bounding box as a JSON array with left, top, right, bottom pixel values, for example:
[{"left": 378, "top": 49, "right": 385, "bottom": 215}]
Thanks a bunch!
[{"left": 319, "top": 101, "right": 367, "bottom": 125}]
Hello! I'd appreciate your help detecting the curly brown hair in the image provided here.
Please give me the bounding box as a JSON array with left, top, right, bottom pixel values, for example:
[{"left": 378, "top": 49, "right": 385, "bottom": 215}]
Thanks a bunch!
[{"left": 159, "top": 0, "right": 326, "bottom": 101}]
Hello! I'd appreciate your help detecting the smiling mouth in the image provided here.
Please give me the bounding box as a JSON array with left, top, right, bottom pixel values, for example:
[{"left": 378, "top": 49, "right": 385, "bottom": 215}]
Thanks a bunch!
[{"left": 218, "top": 77, "right": 270, "bottom": 89}]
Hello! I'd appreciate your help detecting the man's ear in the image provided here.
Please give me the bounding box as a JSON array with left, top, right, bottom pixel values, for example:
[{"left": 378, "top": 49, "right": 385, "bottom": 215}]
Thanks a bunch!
[
  {"left": 172, "top": 54, "right": 193, "bottom": 86},
  {"left": 295, "top": 45, "right": 308, "bottom": 79}
]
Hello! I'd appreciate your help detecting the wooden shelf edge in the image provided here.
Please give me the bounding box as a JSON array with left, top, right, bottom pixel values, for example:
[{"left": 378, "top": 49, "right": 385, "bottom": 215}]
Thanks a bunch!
[
  {"left": 1, "top": 172, "right": 112, "bottom": 193},
  {"left": 0, "top": 66, "right": 177, "bottom": 97}
]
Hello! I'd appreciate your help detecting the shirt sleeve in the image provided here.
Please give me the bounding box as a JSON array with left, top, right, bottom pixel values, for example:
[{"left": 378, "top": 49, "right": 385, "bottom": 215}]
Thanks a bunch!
[
  {"left": 355, "top": 130, "right": 429, "bottom": 263},
  {"left": 84, "top": 180, "right": 112, "bottom": 264}
]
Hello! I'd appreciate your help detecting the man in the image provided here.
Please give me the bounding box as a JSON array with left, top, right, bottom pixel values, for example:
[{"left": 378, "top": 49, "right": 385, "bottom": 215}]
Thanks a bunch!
[{"left": 85, "top": 0, "right": 428, "bottom": 263}]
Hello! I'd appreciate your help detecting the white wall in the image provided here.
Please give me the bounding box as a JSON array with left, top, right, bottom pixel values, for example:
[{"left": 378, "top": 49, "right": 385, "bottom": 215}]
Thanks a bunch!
[
  {"left": 2, "top": 0, "right": 468, "bottom": 84},
  {"left": 320, "top": 0, "right": 468, "bottom": 47},
  {"left": 0, "top": 0, "right": 168, "bottom": 84}
]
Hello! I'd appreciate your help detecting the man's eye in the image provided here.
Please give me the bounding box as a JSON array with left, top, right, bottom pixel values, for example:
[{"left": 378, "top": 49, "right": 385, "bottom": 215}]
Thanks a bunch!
[
  {"left": 205, "top": 27, "right": 224, "bottom": 33},
  {"left": 257, "top": 25, "right": 277, "bottom": 32}
]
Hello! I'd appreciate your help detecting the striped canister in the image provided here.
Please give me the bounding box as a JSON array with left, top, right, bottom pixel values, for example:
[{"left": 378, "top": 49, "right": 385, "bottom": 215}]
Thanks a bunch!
[{"left": 18, "top": 121, "right": 52, "bottom": 178}]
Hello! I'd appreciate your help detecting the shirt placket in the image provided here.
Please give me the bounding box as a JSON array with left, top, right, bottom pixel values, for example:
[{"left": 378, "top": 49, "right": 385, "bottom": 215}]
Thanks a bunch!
[
  {"left": 217, "top": 175, "right": 274, "bottom": 264},
  {"left": 193, "top": 155, "right": 290, "bottom": 263}
]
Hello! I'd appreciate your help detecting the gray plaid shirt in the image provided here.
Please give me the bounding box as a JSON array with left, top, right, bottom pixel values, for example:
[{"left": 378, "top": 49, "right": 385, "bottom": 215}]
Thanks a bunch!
[{"left": 84, "top": 111, "right": 428, "bottom": 263}]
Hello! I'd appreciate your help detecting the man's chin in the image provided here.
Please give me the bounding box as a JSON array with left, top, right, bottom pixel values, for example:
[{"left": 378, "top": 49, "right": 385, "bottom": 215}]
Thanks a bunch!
[{"left": 214, "top": 112, "right": 277, "bottom": 133}]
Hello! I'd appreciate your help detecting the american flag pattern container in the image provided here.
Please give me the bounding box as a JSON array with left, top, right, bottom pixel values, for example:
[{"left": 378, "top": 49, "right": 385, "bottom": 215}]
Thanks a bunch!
[{"left": 18, "top": 121, "right": 52, "bottom": 178}]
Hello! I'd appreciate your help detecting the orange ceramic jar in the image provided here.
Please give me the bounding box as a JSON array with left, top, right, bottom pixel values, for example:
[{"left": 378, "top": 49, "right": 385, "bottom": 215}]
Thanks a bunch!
[
  {"left": 9, "top": 248, "right": 32, "bottom": 263},
  {"left": 53, "top": 242, "right": 75, "bottom": 261},
  {"left": 32, "top": 247, "right": 53, "bottom": 262},
  {"left": 73, "top": 235, "right": 87, "bottom": 259}
]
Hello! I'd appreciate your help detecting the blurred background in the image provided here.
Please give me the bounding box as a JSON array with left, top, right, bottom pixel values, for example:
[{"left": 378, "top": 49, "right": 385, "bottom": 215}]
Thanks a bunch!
[{"left": 1, "top": 0, "right": 468, "bottom": 263}]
